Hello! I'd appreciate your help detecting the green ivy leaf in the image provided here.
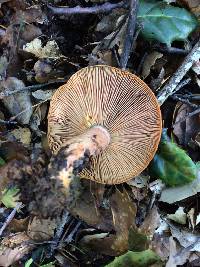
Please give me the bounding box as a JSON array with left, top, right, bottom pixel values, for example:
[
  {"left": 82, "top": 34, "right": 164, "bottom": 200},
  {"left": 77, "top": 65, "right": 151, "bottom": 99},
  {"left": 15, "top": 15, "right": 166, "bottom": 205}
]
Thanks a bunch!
[
  {"left": 105, "top": 249, "right": 160, "bottom": 267},
  {"left": 1, "top": 187, "right": 21, "bottom": 208},
  {"left": 149, "top": 130, "right": 197, "bottom": 186},
  {"left": 0, "top": 157, "right": 5, "bottom": 166},
  {"left": 138, "top": 0, "right": 198, "bottom": 46}
]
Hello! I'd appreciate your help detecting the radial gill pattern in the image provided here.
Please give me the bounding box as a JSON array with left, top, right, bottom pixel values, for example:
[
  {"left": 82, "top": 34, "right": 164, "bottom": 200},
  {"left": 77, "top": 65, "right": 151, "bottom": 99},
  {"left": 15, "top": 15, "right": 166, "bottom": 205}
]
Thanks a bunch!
[{"left": 48, "top": 65, "right": 162, "bottom": 184}]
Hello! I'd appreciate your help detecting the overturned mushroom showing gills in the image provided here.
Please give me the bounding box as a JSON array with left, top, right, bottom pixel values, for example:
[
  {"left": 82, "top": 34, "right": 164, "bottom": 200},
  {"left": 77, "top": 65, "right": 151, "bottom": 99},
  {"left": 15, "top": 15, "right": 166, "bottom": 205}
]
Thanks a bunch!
[{"left": 48, "top": 65, "right": 162, "bottom": 184}]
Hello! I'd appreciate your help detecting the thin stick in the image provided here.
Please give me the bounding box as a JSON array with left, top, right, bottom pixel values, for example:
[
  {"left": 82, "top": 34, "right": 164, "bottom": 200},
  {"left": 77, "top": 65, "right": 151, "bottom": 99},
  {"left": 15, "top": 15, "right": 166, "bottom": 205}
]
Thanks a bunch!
[
  {"left": 120, "top": 0, "right": 139, "bottom": 69},
  {"left": 0, "top": 202, "right": 22, "bottom": 236},
  {"left": 49, "top": 210, "right": 71, "bottom": 256},
  {"left": 157, "top": 38, "right": 200, "bottom": 105},
  {"left": 0, "top": 79, "right": 67, "bottom": 99},
  {"left": 48, "top": 1, "right": 126, "bottom": 16}
]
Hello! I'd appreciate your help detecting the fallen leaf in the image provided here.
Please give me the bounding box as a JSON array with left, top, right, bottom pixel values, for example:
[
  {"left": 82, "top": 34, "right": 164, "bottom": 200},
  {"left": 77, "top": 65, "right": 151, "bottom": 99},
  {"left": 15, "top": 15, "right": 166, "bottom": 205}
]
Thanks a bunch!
[
  {"left": 167, "top": 207, "right": 187, "bottom": 225},
  {"left": 0, "top": 77, "right": 32, "bottom": 124},
  {"left": 32, "top": 89, "right": 55, "bottom": 101},
  {"left": 142, "top": 51, "right": 163, "bottom": 79},
  {"left": 79, "top": 188, "right": 137, "bottom": 256},
  {"left": 0, "top": 232, "right": 34, "bottom": 267},
  {"left": 160, "top": 169, "right": 200, "bottom": 203},
  {"left": 23, "top": 38, "right": 64, "bottom": 59},
  {"left": 28, "top": 217, "right": 57, "bottom": 241},
  {"left": 1, "top": 186, "right": 21, "bottom": 208},
  {"left": 7, "top": 127, "right": 31, "bottom": 146}
]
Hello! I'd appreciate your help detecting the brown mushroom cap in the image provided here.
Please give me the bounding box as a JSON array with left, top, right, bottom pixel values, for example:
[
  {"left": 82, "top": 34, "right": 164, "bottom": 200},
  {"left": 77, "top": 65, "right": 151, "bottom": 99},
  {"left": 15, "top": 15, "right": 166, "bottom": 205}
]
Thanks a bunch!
[{"left": 48, "top": 65, "right": 162, "bottom": 184}]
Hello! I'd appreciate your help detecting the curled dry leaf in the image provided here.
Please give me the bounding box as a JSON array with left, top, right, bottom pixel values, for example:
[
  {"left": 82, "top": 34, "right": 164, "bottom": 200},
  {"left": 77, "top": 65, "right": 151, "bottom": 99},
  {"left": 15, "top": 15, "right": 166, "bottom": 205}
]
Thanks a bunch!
[
  {"left": 7, "top": 127, "right": 31, "bottom": 146},
  {"left": 28, "top": 217, "right": 57, "bottom": 241},
  {"left": 167, "top": 207, "right": 187, "bottom": 225},
  {"left": 23, "top": 38, "right": 63, "bottom": 59},
  {"left": 0, "top": 77, "right": 32, "bottom": 124},
  {"left": 173, "top": 102, "right": 200, "bottom": 155},
  {"left": 79, "top": 189, "right": 137, "bottom": 256},
  {"left": 142, "top": 51, "right": 163, "bottom": 79},
  {"left": 0, "top": 232, "right": 34, "bottom": 267}
]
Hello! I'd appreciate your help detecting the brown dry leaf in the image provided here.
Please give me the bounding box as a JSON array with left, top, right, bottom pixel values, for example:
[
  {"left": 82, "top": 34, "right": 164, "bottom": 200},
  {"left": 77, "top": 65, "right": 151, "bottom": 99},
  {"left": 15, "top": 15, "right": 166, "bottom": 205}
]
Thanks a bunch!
[
  {"left": 0, "top": 77, "right": 32, "bottom": 124},
  {"left": 96, "top": 9, "right": 125, "bottom": 34},
  {"left": 28, "top": 217, "right": 57, "bottom": 241},
  {"left": 139, "top": 205, "right": 160, "bottom": 237},
  {"left": 142, "top": 52, "right": 163, "bottom": 79},
  {"left": 192, "top": 60, "right": 200, "bottom": 75},
  {"left": 173, "top": 102, "right": 200, "bottom": 157},
  {"left": 30, "top": 103, "right": 48, "bottom": 136},
  {"left": 11, "top": 5, "right": 46, "bottom": 24},
  {"left": 33, "top": 59, "right": 53, "bottom": 83},
  {"left": 0, "top": 232, "right": 34, "bottom": 267},
  {"left": 79, "top": 188, "right": 137, "bottom": 256},
  {"left": 7, "top": 127, "right": 31, "bottom": 146},
  {"left": 8, "top": 217, "right": 30, "bottom": 232},
  {"left": 177, "top": 0, "right": 200, "bottom": 18}
]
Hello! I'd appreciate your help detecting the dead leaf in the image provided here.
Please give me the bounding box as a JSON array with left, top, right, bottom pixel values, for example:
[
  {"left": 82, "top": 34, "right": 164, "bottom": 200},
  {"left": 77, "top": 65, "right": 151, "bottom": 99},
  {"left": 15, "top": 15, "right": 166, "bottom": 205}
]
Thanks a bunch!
[
  {"left": 28, "top": 217, "right": 57, "bottom": 241},
  {"left": 12, "top": 5, "right": 46, "bottom": 24},
  {"left": 79, "top": 188, "right": 137, "bottom": 256},
  {"left": 8, "top": 217, "right": 30, "bottom": 232},
  {"left": 167, "top": 207, "right": 187, "bottom": 225},
  {"left": 173, "top": 102, "right": 200, "bottom": 152},
  {"left": 142, "top": 51, "right": 163, "bottom": 79},
  {"left": 160, "top": 169, "right": 200, "bottom": 204},
  {"left": 7, "top": 127, "right": 31, "bottom": 146},
  {"left": 0, "top": 77, "right": 32, "bottom": 124},
  {"left": 23, "top": 38, "right": 64, "bottom": 59},
  {"left": 0, "top": 232, "right": 34, "bottom": 267},
  {"left": 177, "top": 0, "right": 200, "bottom": 18}
]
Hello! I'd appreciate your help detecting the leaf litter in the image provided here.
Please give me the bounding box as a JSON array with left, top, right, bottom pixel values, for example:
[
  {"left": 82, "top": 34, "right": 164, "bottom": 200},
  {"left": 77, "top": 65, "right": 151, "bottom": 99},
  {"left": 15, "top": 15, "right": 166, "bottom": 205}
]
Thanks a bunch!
[{"left": 0, "top": 0, "right": 199, "bottom": 266}]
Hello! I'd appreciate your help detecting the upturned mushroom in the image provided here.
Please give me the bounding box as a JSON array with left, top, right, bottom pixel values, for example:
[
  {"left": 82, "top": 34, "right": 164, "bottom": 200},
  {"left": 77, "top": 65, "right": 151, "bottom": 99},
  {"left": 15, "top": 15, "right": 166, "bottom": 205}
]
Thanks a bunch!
[{"left": 48, "top": 65, "right": 162, "bottom": 185}]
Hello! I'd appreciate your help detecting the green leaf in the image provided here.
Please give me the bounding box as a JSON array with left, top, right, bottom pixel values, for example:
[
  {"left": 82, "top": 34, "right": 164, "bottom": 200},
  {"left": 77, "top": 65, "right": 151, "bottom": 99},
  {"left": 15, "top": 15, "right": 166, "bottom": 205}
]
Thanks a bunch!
[
  {"left": 1, "top": 187, "right": 21, "bottom": 208},
  {"left": 0, "top": 157, "right": 5, "bottom": 166},
  {"left": 138, "top": 0, "right": 198, "bottom": 46},
  {"left": 149, "top": 130, "right": 197, "bottom": 186},
  {"left": 105, "top": 249, "right": 160, "bottom": 267},
  {"left": 25, "top": 258, "right": 33, "bottom": 267}
]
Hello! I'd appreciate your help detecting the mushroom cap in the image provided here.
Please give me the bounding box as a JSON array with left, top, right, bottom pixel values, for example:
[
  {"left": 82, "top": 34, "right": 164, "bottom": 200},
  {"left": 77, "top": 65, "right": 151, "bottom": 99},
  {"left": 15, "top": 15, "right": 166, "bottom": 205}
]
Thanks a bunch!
[{"left": 48, "top": 65, "right": 162, "bottom": 184}]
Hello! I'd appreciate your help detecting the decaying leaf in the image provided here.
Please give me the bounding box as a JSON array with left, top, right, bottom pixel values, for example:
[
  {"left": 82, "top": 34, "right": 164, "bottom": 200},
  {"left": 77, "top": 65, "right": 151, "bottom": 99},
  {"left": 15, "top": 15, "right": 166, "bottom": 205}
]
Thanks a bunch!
[
  {"left": 0, "top": 232, "right": 34, "bottom": 267},
  {"left": 160, "top": 169, "right": 200, "bottom": 203},
  {"left": 142, "top": 51, "right": 163, "bottom": 79},
  {"left": 23, "top": 38, "right": 64, "bottom": 59},
  {"left": 173, "top": 102, "right": 200, "bottom": 155},
  {"left": 167, "top": 207, "right": 187, "bottom": 225},
  {"left": 6, "top": 127, "right": 31, "bottom": 146},
  {"left": 79, "top": 188, "right": 137, "bottom": 256},
  {"left": 28, "top": 217, "right": 57, "bottom": 241},
  {"left": 0, "top": 77, "right": 32, "bottom": 124}
]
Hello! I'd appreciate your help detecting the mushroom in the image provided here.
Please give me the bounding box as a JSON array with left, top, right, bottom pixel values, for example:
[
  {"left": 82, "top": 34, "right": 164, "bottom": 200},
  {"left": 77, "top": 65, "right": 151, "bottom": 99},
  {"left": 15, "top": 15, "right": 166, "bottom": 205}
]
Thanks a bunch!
[{"left": 48, "top": 65, "right": 162, "bottom": 185}]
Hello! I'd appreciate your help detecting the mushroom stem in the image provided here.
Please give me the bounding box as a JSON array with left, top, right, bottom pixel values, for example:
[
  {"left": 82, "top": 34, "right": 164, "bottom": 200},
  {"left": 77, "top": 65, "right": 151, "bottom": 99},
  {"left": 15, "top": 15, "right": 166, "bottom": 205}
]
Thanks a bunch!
[
  {"left": 52, "top": 126, "right": 111, "bottom": 189},
  {"left": 65, "top": 125, "right": 111, "bottom": 170}
]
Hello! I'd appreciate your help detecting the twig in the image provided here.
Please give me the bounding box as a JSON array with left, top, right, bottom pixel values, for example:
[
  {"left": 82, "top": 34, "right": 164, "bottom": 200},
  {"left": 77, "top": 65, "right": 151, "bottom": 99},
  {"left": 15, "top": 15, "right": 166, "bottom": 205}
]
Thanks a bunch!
[
  {"left": 171, "top": 95, "right": 198, "bottom": 108},
  {"left": 49, "top": 210, "right": 71, "bottom": 256},
  {"left": 120, "top": 0, "right": 139, "bottom": 69},
  {"left": 172, "top": 107, "right": 200, "bottom": 127},
  {"left": 48, "top": 1, "right": 127, "bottom": 16},
  {"left": 157, "top": 38, "right": 200, "bottom": 105},
  {"left": 0, "top": 119, "right": 17, "bottom": 125},
  {"left": 153, "top": 44, "right": 189, "bottom": 55},
  {"left": 0, "top": 79, "right": 67, "bottom": 99},
  {"left": 0, "top": 202, "right": 22, "bottom": 236}
]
